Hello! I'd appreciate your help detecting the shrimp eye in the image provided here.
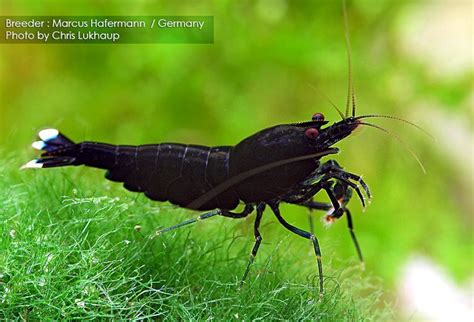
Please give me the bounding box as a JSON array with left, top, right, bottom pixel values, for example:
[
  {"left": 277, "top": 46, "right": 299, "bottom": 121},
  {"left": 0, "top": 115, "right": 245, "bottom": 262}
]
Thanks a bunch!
[
  {"left": 312, "top": 113, "right": 325, "bottom": 121},
  {"left": 305, "top": 128, "right": 319, "bottom": 139}
]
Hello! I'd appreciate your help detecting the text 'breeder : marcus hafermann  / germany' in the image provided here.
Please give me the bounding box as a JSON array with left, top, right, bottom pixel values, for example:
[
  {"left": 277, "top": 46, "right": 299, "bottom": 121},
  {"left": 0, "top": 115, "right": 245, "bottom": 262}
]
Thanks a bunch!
[{"left": 5, "top": 17, "right": 207, "bottom": 30}]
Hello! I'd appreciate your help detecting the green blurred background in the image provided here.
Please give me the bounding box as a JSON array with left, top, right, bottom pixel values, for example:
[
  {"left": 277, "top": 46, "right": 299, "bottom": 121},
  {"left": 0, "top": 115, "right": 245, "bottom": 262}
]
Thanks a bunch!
[{"left": 1, "top": 0, "right": 472, "bottom": 318}]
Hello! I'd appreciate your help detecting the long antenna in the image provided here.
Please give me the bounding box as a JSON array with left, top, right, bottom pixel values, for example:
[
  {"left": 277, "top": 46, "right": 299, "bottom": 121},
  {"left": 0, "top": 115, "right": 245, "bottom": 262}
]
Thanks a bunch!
[
  {"left": 355, "top": 114, "right": 435, "bottom": 139},
  {"left": 307, "top": 83, "right": 345, "bottom": 120},
  {"left": 343, "top": 0, "right": 357, "bottom": 118},
  {"left": 359, "top": 122, "right": 426, "bottom": 174}
]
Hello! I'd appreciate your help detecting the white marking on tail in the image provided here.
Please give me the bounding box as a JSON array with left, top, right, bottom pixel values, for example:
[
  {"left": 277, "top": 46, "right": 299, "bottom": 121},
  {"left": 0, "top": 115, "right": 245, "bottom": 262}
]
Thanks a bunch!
[
  {"left": 20, "top": 159, "right": 43, "bottom": 169},
  {"left": 39, "top": 129, "right": 59, "bottom": 142},
  {"left": 32, "top": 141, "right": 46, "bottom": 150}
]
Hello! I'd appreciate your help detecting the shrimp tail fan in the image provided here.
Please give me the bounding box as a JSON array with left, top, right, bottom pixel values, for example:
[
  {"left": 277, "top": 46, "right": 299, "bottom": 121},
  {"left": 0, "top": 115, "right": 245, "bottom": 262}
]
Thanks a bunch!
[{"left": 21, "top": 128, "right": 78, "bottom": 169}]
